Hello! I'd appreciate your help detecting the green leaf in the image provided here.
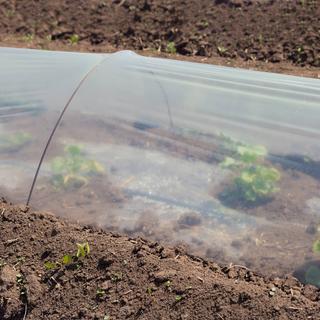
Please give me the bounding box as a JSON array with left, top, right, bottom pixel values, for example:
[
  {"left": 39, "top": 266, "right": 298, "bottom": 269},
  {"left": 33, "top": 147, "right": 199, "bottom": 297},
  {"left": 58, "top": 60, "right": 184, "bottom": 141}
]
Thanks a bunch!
[
  {"left": 88, "top": 160, "right": 105, "bottom": 174},
  {"left": 44, "top": 261, "right": 57, "bottom": 270},
  {"left": 50, "top": 144, "right": 105, "bottom": 190},
  {"left": 51, "top": 157, "right": 66, "bottom": 174},
  {"left": 240, "top": 170, "right": 254, "bottom": 183},
  {"left": 62, "top": 255, "right": 73, "bottom": 265},
  {"left": 313, "top": 240, "right": 320, "bottom": 253},
  {"left": 96, "top": 288, "right": 105, "bottom": 297},
  {"left": 237, "top": 145, "right": 267, "bottom": 163},
  {"left": 76, "top": 242, "right": 90, "bottom": 258},
  {"left": 240, "top": 145, "right": 267, "bottom": 157},
  {"left": 84, "top": 242, "right": 90, "bottom": 255},
  {"left": 65, "top": 145, "right": 82, "bottom": 156},
  {"left": 220, "top": 157, "right": 237, "bottom": 168}
]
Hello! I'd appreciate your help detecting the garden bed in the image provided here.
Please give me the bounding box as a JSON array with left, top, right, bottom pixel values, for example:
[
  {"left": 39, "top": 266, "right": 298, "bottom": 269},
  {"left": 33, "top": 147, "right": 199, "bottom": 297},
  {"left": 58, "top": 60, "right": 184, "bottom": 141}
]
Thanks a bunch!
[
  {"left": 0, "top": 0, "right": 319, "bottom": 68},
  {"left": 2, "top": 111, "right": 320, "bottom": 280},
  {"left": 1, "top": 200, "right": 320, "bottom": 320}
]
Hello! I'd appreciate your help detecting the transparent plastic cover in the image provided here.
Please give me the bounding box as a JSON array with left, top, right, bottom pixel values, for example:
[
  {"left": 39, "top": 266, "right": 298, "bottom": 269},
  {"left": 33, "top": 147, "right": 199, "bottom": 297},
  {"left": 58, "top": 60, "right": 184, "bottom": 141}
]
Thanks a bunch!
[{"left": 1, "top": 48, "right": 320, "bottom": 283}]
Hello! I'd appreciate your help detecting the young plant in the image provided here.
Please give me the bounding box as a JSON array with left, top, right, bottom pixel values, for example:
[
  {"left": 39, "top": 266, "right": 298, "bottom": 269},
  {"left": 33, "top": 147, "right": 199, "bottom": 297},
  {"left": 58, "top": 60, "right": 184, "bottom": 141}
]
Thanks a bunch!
[
  {"left": 96, "top": 288, "right": 106, "bottom": 298},
  {"left": 217, "top": 45, "right": 227, "bottom": 55},
  {"left": 304, "top": 240, "right": 320, "bottom": 287},
  {"left": 220, "top": 143, "right": 280, "bottom": 203},
  {"left": 44, "top": 242, "right": 90, "bottom": 270},
  {"left": 0, "top": 132, "right": 32, "bottom": 152},
  {"left": 76, "top": 242, "right": 90, "bottom": 258},
  {"left": 22, "top": 33, "right": 34, "bottom": 42},
  {"left": 313, "top": 239, "right": 320, "bottom": 253},
  {"left": 69, "top": 34, "right": 80, "bottom": 45},
  {"left": 166, "top": 42, "right": 177, "bottom": 54},
  {"left": 50, "top": 145, "right": 104, "bottom": 190}
]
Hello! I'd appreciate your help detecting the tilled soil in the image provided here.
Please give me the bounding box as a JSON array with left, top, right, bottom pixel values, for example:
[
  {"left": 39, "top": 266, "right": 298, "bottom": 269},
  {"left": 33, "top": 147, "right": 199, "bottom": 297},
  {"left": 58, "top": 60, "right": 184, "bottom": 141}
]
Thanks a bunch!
[
  {"left": 0, "top": 0, "right": 319, "bottom": 68},
  {"left": 1, "top": 1, "right": 320, "bottom": 319},
  {"left": 1, "top": 200, "right": 320, "bottom": 320}
]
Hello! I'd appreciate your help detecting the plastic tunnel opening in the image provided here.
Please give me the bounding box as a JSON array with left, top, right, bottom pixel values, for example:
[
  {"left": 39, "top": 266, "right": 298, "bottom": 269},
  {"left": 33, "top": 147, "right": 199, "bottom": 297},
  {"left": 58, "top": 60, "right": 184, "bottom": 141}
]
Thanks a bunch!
[{"left": 1, "top": 48, "right": 320, "bottom": 287}]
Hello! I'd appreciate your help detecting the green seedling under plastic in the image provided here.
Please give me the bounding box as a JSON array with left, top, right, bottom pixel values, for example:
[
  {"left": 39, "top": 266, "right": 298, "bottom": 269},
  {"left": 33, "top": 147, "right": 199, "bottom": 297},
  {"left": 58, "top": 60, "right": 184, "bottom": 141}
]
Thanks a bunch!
[
  {"left": 50, "top": 145, "right": 104, "bottom": 189},
  {"left": 0, "top": 132, "right": 32, "bottom": 152},
  {"left": 221, "top": 143, "right": 280, "bottom": 203},
  {"left": 313, "top": 239, "right": 320, "bottom": 254},
  {"left": 304, "top": 239, "right": 320, "bottom": 287}
]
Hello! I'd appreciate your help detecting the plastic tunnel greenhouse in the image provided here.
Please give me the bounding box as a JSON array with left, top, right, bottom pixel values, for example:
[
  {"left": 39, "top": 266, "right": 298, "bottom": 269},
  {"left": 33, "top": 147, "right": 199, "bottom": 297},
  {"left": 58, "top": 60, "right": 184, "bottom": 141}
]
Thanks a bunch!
[{"left": 1, "top": 47, "right": 320, "bottom": 285}]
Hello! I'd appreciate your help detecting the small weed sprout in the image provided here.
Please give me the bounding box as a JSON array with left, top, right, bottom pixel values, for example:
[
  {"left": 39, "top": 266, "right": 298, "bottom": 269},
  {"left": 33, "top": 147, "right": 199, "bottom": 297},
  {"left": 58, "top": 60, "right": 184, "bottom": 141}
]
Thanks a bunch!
[
  {"left": 166, "top": 42, "right": 177, "bottom": 54},
  {"left": 50, "top": 145, "right": 104, "bottom": 190},
  {"left": 217, "top": 46, "right": 227, "bottom": 55},
  {"left": 69, "top": 34, "right": 80, "bottom": 45},
  {"left": 111, "top": 271, "right": 123, "bottom": 283},
  {"left": 22, "top": 34, "right": 34, "bottom": 42},
  {"left": 96, "top": 288, "right": 106, "bottom": 298},
  {"left": 76, "top": 242, "right": 90, "bottom": 258},
  {"left": 146, "top": 287, "right": 153, "bottom": 294},
  {"left": 175, "top": 295, "right": 183, "bottom": 302},
  {"left": 62, "top": 254, "right": 73, "bottom": 264},
  {"left": 164, "top": 280, "right": 172, "bottom": 291},
  {"left": 44, "top": 261, "right": 58, "bottom": 270},
  {"left": 313, "top": 239, "right": 320, "bottom": 253},
  {"left": 220, "top": 143, "right": 280, "bottom": 203},
  {"left": 202, "top": 20, "right": 209, "bottom": 28}
]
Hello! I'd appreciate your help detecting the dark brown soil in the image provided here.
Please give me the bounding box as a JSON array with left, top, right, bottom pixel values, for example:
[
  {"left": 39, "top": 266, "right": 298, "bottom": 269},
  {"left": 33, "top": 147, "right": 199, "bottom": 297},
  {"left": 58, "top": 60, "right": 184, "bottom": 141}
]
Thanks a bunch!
[
  {"left": 1, "top": 200, "right": 320, "bottom": 320},
  {"left": 1, "top": 1, "right": 320, "bottom": 318},
  {"left": 0, "top": 0, "right": 319, "bottom": 69}
]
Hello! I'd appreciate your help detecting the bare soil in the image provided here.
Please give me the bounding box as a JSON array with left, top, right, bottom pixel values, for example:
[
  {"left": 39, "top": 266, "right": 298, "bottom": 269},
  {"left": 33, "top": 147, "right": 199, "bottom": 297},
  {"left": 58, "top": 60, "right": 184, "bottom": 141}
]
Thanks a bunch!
[
  {"left": 0, "top": 0, "right": 319, "bottom": 78},
  {"left": 1, "top": 200, "right": 320, "bottom": 320}
]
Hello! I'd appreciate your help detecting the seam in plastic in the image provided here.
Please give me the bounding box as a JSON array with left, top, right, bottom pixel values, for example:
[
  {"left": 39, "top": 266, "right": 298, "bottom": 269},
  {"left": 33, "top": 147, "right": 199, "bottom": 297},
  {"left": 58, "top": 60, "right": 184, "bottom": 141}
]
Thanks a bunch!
[{"left": 26, "top": 56, "right": 110, "bottom": 205}]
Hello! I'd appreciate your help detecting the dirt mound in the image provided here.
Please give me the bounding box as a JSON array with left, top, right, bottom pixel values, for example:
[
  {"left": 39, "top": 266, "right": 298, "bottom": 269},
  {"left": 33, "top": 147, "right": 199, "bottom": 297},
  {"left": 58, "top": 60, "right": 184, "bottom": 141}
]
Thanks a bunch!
[
  {"left": 1, "top": 200, "right": 320, "bottom": 319},
  {"left": 0, "top": 0, "right": 319, "bottom": 67}
]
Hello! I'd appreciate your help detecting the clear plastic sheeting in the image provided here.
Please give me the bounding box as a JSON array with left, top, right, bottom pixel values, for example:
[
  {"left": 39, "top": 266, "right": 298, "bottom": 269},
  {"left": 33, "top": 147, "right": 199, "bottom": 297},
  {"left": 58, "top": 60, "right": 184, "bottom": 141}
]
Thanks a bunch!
[
  {"left": 1, "top": 48, "right": 320, "bottom": 284},
  {"left": 0, "top": 48, "right": 105, "bottom": 202}
]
